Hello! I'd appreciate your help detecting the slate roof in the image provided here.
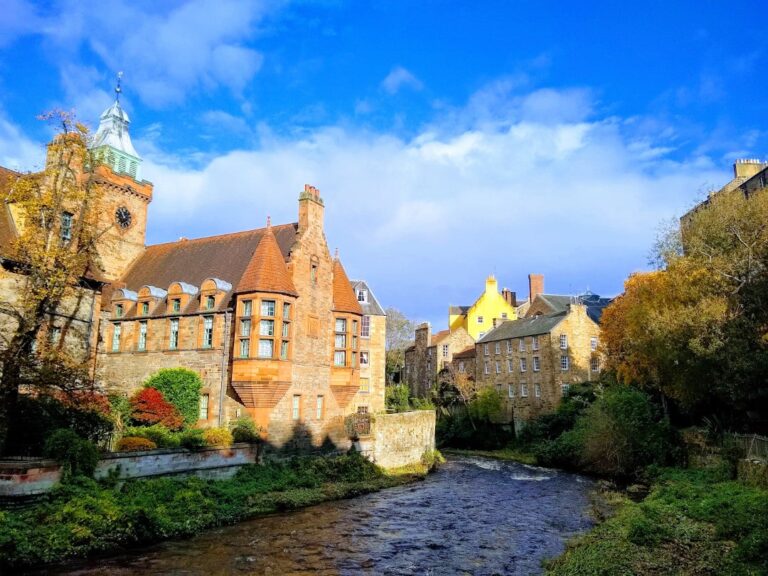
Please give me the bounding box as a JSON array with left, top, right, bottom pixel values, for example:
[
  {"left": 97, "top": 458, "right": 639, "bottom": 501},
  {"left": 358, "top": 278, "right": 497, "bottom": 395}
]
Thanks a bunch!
[
  {"left": 332, "top": 258, "right": 363, "bottom": 315},
  {"left": 117, "top": 223, "right": 298, "bottom": 297},
  {"left": 536, "top": 294, "right": 573, "bottom": 313},
  {"left": 349, "top": 279, "right": 386, "bottom": 316},
  {"left": 532, "top": 292, "right": 613, "bottom": 324},
  {"left": 477, "top": 312, "right": 567, "bottom": 344},
  {"left": 449, "top": 305, "right": 470, "bottom": 315},
  {"left": 236, "top": 225, "right": 298, "bottom": 297}
]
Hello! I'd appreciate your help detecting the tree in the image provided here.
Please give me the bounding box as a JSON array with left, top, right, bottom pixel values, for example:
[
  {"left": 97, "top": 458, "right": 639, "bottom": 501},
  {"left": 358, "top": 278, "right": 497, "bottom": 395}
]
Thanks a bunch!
[
  {"left": 144, "top": 368, "right": 203, "bottom": 427},
  {"left": 130, "top": 388, "right": 184, "bottom": 430},
  {"left": 0, "top": 111, "right": 107, "bottom": 453},
  {"left": 384, "top": 307, "right": 416, "bottom": 383}
]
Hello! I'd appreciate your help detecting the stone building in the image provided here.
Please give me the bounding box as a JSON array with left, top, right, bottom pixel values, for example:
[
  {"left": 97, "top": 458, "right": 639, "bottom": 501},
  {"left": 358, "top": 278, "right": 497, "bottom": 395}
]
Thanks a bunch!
[
  {"left": 0, "top": 94, "right": 386, "bottom": 451},
  {"left": 475, "top": 301, "right": 604, "bottom": 431},
  {"left": 404, "top": 323, "right": 473, "bottom": 397},
  {"left": 449, "top": 275, "right": 519, "bottom": 340}
]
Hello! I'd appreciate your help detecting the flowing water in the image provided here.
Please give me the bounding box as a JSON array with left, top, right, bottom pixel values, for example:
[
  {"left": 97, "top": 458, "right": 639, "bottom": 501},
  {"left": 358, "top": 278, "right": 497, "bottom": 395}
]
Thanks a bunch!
[{"left": 44, "top": 456, "right": 595, "bottom": 575}]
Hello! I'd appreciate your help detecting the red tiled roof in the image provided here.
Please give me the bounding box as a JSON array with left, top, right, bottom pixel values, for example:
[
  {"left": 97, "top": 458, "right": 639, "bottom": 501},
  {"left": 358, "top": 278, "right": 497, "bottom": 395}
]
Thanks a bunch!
[
  {"left": 332, "top": 258, "right": 363, "bottom": 315},
  {"left": 116, "top": 223, "right": 298, "bottom": 295},
  {"left": 452, "top": 346, "right": 476, "bottom": 359},
  {"left": 236, "top": 225, "right": 298, "bottom": 296},
  {"left": 430, "top": 329, "right": 450, "bottom": 345}
]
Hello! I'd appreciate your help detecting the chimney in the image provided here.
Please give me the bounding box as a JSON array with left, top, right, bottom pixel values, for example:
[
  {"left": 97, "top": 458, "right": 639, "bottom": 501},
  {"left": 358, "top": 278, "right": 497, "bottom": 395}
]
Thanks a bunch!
[
  {"left": 298, "top": 183, "right": 325, "bottom": 233},
  {"left": 528, "top": 273, "right": 544, "bottom": 303},
  {"left": 502, "top": 288, "right": 517, "bottom": 307},
  {"left": 734, "top": 159, "right": 767, "bottom": 180}
]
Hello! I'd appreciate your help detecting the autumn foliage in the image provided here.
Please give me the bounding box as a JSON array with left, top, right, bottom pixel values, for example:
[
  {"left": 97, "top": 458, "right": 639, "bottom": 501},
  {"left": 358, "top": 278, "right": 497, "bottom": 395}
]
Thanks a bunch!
[
  {"left": 130, "top": 388, "right": 184, "bottom": 430},
  {"left": 116, "top": 436, "right": 157, "bottom": 452}
]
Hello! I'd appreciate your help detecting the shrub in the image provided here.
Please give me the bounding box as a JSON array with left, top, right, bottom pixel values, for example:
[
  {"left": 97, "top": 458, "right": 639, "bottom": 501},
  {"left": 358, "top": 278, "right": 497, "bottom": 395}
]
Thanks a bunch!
[
  {"left": 203, "top": 427, "right": 233, "bottom": 448},
  {"left": 130, "top": 388, "right": 184, "bottom": 430},
  {"left": 386, "top": 384, "right": 411, "bottom": 412},
  {"left": 144, "top": 368, "right": 203, "bottom": 426},
  {"left": 43, "top": 429, "right": 99, "bottom": 479},
  {"left": 230, "top": 417, "right": 261, "bottom": 443},
  {"left": 116, "top": 437, "right": 157, "bottom": 452},
  {"left": 533, "top": 429, "right": 583, "bottom": 469},
  {"left": 122, "top": 424, "right": 180, "bottom": 448},
  {"left": 179, "top": 428, "right": 206, "bottom": 450}
]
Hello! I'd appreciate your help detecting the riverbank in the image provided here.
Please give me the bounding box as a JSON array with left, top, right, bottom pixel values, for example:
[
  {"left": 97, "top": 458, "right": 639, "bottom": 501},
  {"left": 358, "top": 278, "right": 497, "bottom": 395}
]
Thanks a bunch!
[
  {"left": 442, "top": 447, "right": 537, "bottom": 465},
  {"left": 0, "top": 452, "right": 434, "bottom": 571}
]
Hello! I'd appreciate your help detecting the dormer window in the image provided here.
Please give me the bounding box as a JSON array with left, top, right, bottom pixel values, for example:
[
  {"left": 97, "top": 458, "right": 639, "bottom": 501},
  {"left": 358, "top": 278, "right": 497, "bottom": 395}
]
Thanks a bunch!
[
  {"left": 206, "top": 295, "right": 215, "bottom": 310},
  {"left": 60, "top": 212, "right": 73, "bottom": 242},
  {"left": 115, "top": 303, "right": 123, "bottom": 318},
  {"left": 357, "top": 289, "right": 367, "bottom": 302},
  {"left": 141, "top": 302, "right": 149, "bottom": 315},
  {"left": 172, "top": 299, "right": 181, "bottom": 313}
]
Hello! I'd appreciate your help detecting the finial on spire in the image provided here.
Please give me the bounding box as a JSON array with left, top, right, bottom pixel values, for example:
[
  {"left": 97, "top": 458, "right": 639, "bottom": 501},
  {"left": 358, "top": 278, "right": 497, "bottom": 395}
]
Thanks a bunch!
[
  {"left": 334, "top": 247, "right": 339, "bottom": 260},
  {"left": 115, "top": 71, "right": 124, "bottom": 102},
  {"left": 266, "top": 215, "right": 271, "bottom": 229}
]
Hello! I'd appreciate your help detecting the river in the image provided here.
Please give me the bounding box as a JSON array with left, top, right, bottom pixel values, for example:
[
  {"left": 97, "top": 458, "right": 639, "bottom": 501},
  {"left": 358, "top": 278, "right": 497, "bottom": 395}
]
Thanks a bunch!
[{"left": 45, "top": 456, "right": 595, "bottom": 575}]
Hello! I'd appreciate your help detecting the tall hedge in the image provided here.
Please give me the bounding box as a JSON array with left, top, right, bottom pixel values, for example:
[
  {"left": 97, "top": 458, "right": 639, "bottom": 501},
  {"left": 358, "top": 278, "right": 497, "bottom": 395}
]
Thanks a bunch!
[{"left": 144, "top": 368, "right": 203, "bottom": 427}]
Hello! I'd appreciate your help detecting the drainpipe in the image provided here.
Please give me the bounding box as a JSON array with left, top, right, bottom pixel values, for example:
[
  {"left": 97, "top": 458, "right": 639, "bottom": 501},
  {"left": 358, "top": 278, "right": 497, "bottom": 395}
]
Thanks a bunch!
[{"left": 218, "top": 309, "right": 232, "bottom": 427}]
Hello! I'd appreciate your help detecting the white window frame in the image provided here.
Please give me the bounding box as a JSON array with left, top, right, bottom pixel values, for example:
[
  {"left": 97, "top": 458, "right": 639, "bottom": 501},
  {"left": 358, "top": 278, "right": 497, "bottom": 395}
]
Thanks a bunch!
[
  {"left": 561, "top": 355, "right": 570, "bottom": 371},
  {"left": 506, "top": 340, "right": 512, "bottom": 353},
  {"left": 520, "top": 358, "right": 527, "bottom": 372},
  {"left": 532, "top": 336, "right": 539, "bottom": 351},
  {"left": 561, "top": 383, "right": 570, "bottom": 396},
  {"left": 533, "top": 356, "right": 540, "bottom": 372},
  {"left": 495, "top": 361, "right": 501, "bottom": 374},
  {"left": 534, "top": 383, "right": 541, "bottom": 398},
  {"left": 316, "top": 395, "right": 325, "bottom": 418},
  {"left": 138, "top": 320, "right": 147, "bottom": 351},
  {"left": 508, "top": 384, "right": 515, "bottom": 398},
  {"left": 521, "top": 383, "right": 528, "bottom": 397},
  {"left": 442, "top": 344, "right": 449, "bottom": 358},
  {"left": 484, "top": 343, "right": 489, "bottom": 356},
  {"left": 199, "top": 394, "right": 209, "bottom": 420},
  {"left": 361, "top": 315, "right": 370, "bottom": 338},
  {"left": 484, "top": 361, "right": 490, "bottom": 375},
  {"left": 591, "top": 337, "right": 598, "bottom": 351},
  {"left": 112, "top": 323, "right": 121, "bottom": 352},
  {"left": 591, "top": 356, "right": 600, "bottom": 372},
  {"left": 258, "top": 338, "right": 273, "bottom": 358},
  {"left": 169, "top": 318, "right": 179, "bottom": 350},
  {"left": 519, "top": 338, "right": 525, "bottom": 352},
  {"left": 261, "top": 299, "right": 276, "bottom": 317},
  {"left": 203, "top": 316, "right": 214, "bottom": 348},
  {"left": 560, "top": 334, "right": 568, "bottom": 350},
  {"left": 292, "top": 394, "right": 301, "bottom": 420},
  {"left": 360, "top": 351, "right": 369, "bottom": 366},
  {"left": 507, "top": 358, "right": 513, "bottom": 372},
  {"left": 494, "top": 342, "right": 500, "bottom": 355}
]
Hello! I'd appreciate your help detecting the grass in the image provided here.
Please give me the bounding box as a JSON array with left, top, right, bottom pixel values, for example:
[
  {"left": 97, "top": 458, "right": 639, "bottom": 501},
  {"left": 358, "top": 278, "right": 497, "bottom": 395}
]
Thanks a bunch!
[
  {"left": 0, "top": 452, "right": 431, "bottom": 571},
  {"left": 442, "top": 446, "right": 538, "bottom": 465},
  {"left": 545, "top": 467, "right": 768, "bottom": 575}
]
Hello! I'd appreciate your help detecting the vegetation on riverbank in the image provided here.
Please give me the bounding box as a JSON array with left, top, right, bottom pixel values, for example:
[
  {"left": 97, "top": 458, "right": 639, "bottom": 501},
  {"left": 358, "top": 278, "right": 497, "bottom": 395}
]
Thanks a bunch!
[
  {"left": 0, "top": 452, "right": 434, "bottom": 570},
  {"left": 441, "top": 447, "right": 536, "bottom": 465},
  {"left": 545, "top": 467, "right": 768, "bottom": 575}
]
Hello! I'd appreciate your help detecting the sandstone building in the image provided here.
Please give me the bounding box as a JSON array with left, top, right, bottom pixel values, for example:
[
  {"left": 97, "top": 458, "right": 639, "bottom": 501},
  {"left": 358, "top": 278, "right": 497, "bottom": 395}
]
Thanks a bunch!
[{"left": 0, "top": 94, "right": 386, "bottom": 450}]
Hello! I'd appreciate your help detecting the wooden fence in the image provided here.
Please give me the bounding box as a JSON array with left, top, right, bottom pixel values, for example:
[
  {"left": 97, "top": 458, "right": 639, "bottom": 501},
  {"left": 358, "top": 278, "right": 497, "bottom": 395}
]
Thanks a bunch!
[{"left": 729, "top": 433, "right": 768, "bottom": 461}]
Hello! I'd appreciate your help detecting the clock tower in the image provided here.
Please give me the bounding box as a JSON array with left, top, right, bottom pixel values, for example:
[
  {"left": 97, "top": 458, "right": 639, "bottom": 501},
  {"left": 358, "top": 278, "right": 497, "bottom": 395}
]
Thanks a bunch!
[{"left": 90, "top": 75, "right": 153, "bottom": 282}]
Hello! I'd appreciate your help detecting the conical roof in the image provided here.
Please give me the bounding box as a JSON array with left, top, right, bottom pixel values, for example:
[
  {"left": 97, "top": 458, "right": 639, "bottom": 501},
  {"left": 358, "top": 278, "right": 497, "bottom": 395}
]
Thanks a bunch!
[
  {"left": 236, "top": 224, "right": 298, "bottom": 296},
  {"left": 332, "top": 256, "right": 363, "bottom": 314},
  {"left": 92, "top": 99, "right": 140, "bottom": 158}
]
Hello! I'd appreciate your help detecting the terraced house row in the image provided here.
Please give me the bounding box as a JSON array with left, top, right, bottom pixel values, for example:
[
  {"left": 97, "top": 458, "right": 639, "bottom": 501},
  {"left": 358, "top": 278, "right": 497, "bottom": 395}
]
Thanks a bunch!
[{"left": 0, "top": 94, "right": 385, "bottom": 450}]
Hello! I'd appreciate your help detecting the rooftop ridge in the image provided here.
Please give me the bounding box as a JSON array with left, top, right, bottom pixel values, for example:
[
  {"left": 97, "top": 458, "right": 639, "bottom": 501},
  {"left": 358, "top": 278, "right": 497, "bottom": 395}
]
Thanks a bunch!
[{"left": 146, "top": 222, "right": 298, "bottom": 249}]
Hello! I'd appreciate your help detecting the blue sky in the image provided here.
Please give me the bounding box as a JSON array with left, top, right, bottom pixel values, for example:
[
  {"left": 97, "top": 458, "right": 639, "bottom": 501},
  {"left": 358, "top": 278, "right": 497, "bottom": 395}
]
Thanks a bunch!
[{"left": 1, "top": 0, "right": 766, "bottom": 327}]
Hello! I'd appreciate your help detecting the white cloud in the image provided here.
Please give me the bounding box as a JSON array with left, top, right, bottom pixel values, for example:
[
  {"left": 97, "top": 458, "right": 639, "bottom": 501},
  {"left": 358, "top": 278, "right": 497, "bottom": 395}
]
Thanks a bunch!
[
  {"left": 381, "top": 66, "right": 423, "bottom": 95},
  {"left": 0, "top": 111, "right": 45, "bottom": 171},
  {"left": 137, "top": 85, "right": 728, "bottom": 325}
]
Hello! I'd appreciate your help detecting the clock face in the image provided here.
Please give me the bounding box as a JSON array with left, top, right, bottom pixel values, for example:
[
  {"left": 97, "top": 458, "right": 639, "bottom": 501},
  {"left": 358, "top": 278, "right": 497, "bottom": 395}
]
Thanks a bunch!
[{"left": 115, "top": 206, "right": 132, "bottom": 229}]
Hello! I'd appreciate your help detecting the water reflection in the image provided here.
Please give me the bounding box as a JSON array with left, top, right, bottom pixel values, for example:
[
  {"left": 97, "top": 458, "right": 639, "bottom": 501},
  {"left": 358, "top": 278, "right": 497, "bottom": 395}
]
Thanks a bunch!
[{"left": 44, "top": 457, "right": 594, "bottom": 576}]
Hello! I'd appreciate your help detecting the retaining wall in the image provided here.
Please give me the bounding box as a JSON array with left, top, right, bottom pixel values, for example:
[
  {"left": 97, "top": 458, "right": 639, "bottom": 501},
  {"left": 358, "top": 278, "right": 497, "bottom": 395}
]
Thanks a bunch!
[{"left": 356, "top": 410, "right": 436, "bottom": 470}]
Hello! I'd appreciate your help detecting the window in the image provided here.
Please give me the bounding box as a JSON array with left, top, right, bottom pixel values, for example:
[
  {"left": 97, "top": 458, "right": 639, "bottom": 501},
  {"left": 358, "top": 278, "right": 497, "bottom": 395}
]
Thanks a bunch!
[
  {"left": 281, "top": 340, "right": 289, "bottom": 360},
  {"left": 292, "top": 395, "right": 301, "bottom": 420},
  {"left": 261, "top": 300, "right": 276, "bottom": 317},
  {"left": 335, "top": 333, "right": 347, "bottom": 348},
  {"left": 532, "top": 336, "right": 539, "bottom": 351},
  {"left": 360, "top": 378, "right": 370, "bottom": 393},
  {"left": 138, "top": 321, "right": 147, "bottom": 351},
  {"left": 591, "top": 357, "right": 600, "bottom": 372},
  {"left": 169, "top": 318, "right": 179, "bottom": 350},
  {"left": 115, "top": 303, "right": 123, "bottom": 318},
  {"left": 141, "top": 302, "right": 149, "bottom": 315},
  {"left": 203, "top": 316, "right": 214, "bottom": 348},
  {"left": 506, "top": 340, "right": 512, "bottom": 353},
  {"left": 520, "top": 358, "right": 527, "bottom": 372},
  {"left": 240, "top": 337, "right": 250, "bottom": 358},
  {"left": 357, "top": 405, "right": 368, "bottom": 415},
  {"left": 357, "top": 289, "right": 367, "bottom": 302},
  {"left": 310, "top": 263, "right": 318, "bottom": 284},
  {"left": 316, "top": 395, "right": 325, "bottom": 418},
  {"left": 477, "top": 316, "right": 484, "bottom": 324},
  {"left": 241, "top": 318, "right": 251, "bottom": 337},
  {"left": 206, "top": 295, "right": 216, "bottom": 310},
  {"left": 172, "top": 298, "right": 181, "bottom": 313},
  {"left": 561, "top": 355, "right": 569, "bottom": 371},
  {"left": 442, "top": 344, "right": 449, "bottom": 358},
  {"left": 334, "top": 350, "right": 346, "bottom": 366},
  {"left": 352, "top": 335, "right": 358, "bottom": 350},
  {"left": 495, "top": 361, "right": 501, "bottom": 374},
  {"left": 501, "top": 312, "right": 508, "bottom": 319},
  {"left": 519, "top": 338, "right": 525, "bottom": 352},
  {"left": 60, "top": 212, "right": 73, "bottom": 242},
  {"left": 508, "top": 384, "right": 515, "bottom": 398},
  {"left": 352, "top": 320, "right": 358, "bottom": 335},
  {"left": 458, "top": 361, "right": 465, "bottom": 373},
  {"left": 495, "top": 342, "right": 500, "bottom": 355},
  {"left": 521, "top": 383, "right": 528, "bottom": 397},
  {"left": 118, "top": 156, "right": 126, "bottom": 173},
  {"left": 352, "top": 351, "right": 357, "bottom": 367},
  {"left": 561, "top": 383, "right": 570, "bottom": 396},
  {"left": 534, "top": 384, "right": 542, "bottom": 398},
  {"left": 559, "top": 334, "right": 568, "bottom": 350},
  {"left": 361, "top": 316, "right": 370, "bottom": 338},
  {"left": 282, "top": 322, "right": 290, "bottom": 338},
  {"left": 258, "top": 338, "right": 273, "bottom": 358},
  {"left": 590, "top": 337, "right": 598, "bottom": 351},
  {"left": 533, "top": 356, "right": 540, "bottom": 372},
  {"left": 282, "top": 302, "right": 291, "bottom": 319},
  {"left": 335, "top": 318, "right": 347, "bottom": 333},
  {"left": 507, "top": 358, "right": 513, "bottom": 372},
  {"left": 484, "top": 343, "right": 489, "bottom": 356},
  {"left": 199, "top": 394, "right": 209, "bottom": 420},
  {"left": 360, "top": 351, "right": 369, "bottom": 366},
  {"left": 112, "top": 323, "right": 121, "bottom": 352},
  {"left": 484, "top": 361, "right": 490, "bottom": 375},
  {"left": 260, "top": 319, "right": 275, "bottom": 336},
  {"left": 243, "top": 300, "right": 252, "bottom": 316}
]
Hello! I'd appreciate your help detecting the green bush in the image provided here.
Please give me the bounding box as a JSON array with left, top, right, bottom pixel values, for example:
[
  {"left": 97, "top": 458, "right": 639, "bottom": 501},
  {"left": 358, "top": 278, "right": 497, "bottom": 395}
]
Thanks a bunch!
[
  {"left": 386, "top": 383, "right": 411, "bottom": 412},
  {"left": 518, "top": 383, "right": 595, "bottom": 447},
  {"left": 122, "top": 424, "right": 180, "bottom": 448},
  {"left": 230, "top": 417, "right": 261, "bottom": 443},
  {"left": 43, "top": 429, "right": 99, "bottom": 479},
  {"left": 179, "top": 428, "right": 206, "bottom": 450},
  {"left": 533, "top": 429, "right": 582, "bottom": 469},
  {"left": 144, "top": 368, "right": 203, "bottom": 427}
]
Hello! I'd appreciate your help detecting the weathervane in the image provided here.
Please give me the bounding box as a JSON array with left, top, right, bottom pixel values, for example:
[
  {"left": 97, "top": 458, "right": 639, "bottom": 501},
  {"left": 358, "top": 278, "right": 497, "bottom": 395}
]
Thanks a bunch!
[{"left": 115, "top": 71, "right": 124, "bottom": 102}]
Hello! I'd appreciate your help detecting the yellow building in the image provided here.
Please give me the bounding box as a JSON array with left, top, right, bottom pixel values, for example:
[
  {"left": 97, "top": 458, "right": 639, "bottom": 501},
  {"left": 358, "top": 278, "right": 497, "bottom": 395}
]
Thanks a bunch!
[{"left": 449, "top": 275, "right": 518, "bottom": 340}]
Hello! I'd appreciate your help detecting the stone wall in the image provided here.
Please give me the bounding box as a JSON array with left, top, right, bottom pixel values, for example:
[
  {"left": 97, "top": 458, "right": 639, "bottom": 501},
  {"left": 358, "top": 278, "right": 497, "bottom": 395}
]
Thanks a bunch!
[{"left": 363, "top": 410, "right": 436, "bottom": 470}]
